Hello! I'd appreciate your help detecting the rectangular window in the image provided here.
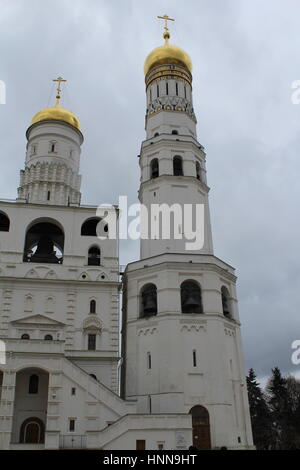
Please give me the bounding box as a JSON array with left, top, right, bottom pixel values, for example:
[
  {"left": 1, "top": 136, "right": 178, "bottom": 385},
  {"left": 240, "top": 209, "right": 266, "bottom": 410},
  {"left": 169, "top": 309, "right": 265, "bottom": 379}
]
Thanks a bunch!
[
  {"left": 166, "top": 82, "right": 169, "bottom": 95},
  {"left": 147, "top": 352, "right": 151, "bottom": 370},
  {"left": 150, "top": 88, "right": 152, "bottom": 101},
  {"left": 184, "top": 85, "right": 187, "bottom": 99},
  {"left": 69, "top": 419, "right": 75, "bottom": 432},
  {"left": 193, "top": 350, "right": 197, "bottom": 367},
  {"left": 176, "top": 82, "right": 178, "bottom": 96},
  {"left": 88, "top": 334, "right": 96, "bottom": 351},
  {"left": 71, "top": 387, "right": 76, "bottom": 396},
  {"left": 157, "top": 442, "right": 164, "bottom": 450},
  {"left": 157, "top": 84, "right": 159, "bottom": 98}
]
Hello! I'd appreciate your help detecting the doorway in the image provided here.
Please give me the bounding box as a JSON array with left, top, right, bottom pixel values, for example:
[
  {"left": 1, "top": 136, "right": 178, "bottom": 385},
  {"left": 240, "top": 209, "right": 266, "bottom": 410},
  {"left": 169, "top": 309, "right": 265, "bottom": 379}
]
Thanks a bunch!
[{"left": 190, "top": 405, "right": 211, "bottom": 450}]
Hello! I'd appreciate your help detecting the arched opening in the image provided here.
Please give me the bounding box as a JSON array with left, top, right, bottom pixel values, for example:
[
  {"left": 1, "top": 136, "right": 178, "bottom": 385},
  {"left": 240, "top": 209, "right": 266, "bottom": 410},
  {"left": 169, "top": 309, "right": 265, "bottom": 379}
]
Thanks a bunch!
[
  {"left": 221, "top": 286, "right": 232, "bottom": 318},
  {"left": 88, "top": 246, "right": 101, "bottom": 266},
  {"left": 190, "top": 406, "right": 211, "bottom": 450},
  {"left": 172, "top": 130, "right": 179, "bottom": 135},
  {"left": 196, "top": 161, "right": 201, "bottom": 181},
  {"left": 173, "top": 156, "right": 183, "bottom": 176},
  {"left": 0, "top": 212, "right": 10, "bottom": 232},
  {"left": 140, "top": 283, "right": 157, "bottom": 318},
  {"left": 150, "top": 158, "right": 159, "bottom": 179},
  {"left": 44, "top": 334, "right": 53, "bottom": 341},
  {"left": 181, "top": 280, "right": 203, "bottom": 314},
  {"left": 23, "top": 221, "right": 64, "bottom": 264},
  {"left": 12, "top": 368, "right": 49, "bottom": 444},
  {"left": 81, "top": 217, "right": 108, "bottom": 237},
  {"left": 90, "top": 300, "right": 96, "bottom": 314},
  {"left": 21, "top": 334, "right": 30, "bottom": 340},
  {"left": 154, "top": 132, "right": 159, "bottom": 137},
  {"left": 20, "top": 417, "right": 45, "bottom": 444}
]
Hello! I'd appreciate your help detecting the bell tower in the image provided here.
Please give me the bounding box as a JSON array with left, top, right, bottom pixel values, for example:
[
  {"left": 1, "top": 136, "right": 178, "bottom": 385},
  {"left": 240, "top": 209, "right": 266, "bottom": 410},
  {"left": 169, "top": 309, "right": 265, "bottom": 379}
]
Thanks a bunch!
[
  {"left": 121, "top": 16, "right": 254, "bottom": 450},
  {"left": 139, "top": 15, "right": 213, "bottom": 259}
]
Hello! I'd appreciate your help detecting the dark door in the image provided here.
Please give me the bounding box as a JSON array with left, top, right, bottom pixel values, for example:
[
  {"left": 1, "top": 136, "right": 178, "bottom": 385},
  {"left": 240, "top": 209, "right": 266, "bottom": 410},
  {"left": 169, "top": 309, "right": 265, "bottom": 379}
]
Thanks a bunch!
[
  {"left": 20, "top": 417, "right": 45, "bottom": 444},
  {"left": 25, "top": 422, "right": 40, "bottom": 443},
  {"left": 190, "top": 405, "right": 211, "bottom": 450},
  {"left": 136, "top": 440, "right": 146, "bottom": 450}
]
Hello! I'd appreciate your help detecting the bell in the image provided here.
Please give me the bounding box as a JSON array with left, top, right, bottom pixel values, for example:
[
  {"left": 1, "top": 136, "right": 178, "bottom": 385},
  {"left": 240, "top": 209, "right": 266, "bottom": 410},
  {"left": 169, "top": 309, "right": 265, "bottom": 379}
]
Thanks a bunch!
[
  {"left": 143, "top": 295, "right": 157, "bottom": 315},
  {"left": 31, "top": 235, "right": 59, "bottom": 264},
  {"left": 183, "top": 295, "right": 200, "bottom": 313}
]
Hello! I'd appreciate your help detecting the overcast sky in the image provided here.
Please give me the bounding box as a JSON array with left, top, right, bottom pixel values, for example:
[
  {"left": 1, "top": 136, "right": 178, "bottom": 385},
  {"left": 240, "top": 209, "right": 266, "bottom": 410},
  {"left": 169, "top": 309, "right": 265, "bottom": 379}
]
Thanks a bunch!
[{"left": 1, "top": 0, "right": 300, "bottom": 385}]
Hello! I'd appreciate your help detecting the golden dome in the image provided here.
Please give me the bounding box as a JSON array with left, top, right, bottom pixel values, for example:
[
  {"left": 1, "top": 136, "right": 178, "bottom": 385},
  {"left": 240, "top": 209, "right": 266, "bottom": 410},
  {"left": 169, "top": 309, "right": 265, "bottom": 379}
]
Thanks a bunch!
[
  {"left": 144, "top": 43, "right": 192, "bottom": 76},
  {"left": 30, "top": 105, "right": 80, "bottom": 130}
]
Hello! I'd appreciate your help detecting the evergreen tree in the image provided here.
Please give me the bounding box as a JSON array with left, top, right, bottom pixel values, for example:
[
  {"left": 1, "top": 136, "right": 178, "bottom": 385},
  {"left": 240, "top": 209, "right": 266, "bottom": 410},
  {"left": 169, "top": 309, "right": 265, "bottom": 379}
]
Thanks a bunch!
[
  {"left": 266, "top": 367, "right": 291, "bottom": 449},
  {"left": 246, "top": 368, "right": 272, "bottom": 449},
  {"left": 284, "top": 376, "right": 300, "bottom": 449}
]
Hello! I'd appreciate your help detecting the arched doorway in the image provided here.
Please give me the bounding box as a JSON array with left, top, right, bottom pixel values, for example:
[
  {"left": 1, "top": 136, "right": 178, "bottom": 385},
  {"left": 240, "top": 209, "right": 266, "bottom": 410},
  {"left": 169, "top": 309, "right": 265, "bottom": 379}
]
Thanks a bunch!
[
  {"left": 20, "top": 417, "right": 45, "bottom": 443},
  {"left": 12, "top": 368, "right": 49, "bottom": 444},
  {"left": 190, "top": 405, "right": 211, "bottom": 450}
]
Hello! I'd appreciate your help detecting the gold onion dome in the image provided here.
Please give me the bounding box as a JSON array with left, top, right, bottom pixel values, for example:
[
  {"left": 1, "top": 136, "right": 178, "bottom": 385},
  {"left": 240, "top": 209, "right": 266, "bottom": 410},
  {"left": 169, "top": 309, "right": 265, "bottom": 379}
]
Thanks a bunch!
[
  {"left": 30, "top": 77, "right": 80, "bottom": 130},
  {"left": 144, "top": 16, "right": 192, "bottom": 76},
  {"left": 31, "top": 106, "right": 80, "bottom": 130}
]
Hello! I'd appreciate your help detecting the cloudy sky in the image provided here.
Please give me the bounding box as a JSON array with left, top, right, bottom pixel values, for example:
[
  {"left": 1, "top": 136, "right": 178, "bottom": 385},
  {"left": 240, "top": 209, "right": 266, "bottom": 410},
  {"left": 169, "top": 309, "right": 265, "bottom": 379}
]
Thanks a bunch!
[{"left": 1, "top": 0, "right": 300, "bottom": 384}]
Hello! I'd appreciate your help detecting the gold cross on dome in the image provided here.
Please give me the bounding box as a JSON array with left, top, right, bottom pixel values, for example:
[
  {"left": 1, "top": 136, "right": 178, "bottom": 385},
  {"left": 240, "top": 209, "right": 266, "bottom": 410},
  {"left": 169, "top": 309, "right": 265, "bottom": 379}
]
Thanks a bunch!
[
  {"left": 53, "top": 76, "right": 67, "bottom": 106},
  {"left": 157, "top": 14, "right": 175, "bottom": 44},
  {"left": 157, "top": 14, "right": 175, "bottom": 32}
]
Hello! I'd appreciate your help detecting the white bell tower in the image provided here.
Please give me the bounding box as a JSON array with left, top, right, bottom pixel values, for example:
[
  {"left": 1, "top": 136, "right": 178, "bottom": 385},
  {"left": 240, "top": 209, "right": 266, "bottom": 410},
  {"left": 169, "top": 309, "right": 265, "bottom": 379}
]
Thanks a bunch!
[{"left": 121, "top": 16, "right": 254, "bottom": 450}]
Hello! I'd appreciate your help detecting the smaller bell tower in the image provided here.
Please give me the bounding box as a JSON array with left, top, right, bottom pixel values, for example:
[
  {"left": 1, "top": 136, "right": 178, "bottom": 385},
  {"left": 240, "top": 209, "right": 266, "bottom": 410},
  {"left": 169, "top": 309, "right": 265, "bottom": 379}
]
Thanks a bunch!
[{"left": 18, "top": 77, "right": 83, "bottom": 206}]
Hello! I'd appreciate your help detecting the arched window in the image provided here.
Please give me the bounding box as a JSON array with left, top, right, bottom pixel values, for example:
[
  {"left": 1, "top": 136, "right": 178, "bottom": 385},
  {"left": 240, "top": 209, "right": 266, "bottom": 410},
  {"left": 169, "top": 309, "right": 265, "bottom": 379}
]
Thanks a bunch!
[
  {"left": 172, "top": 130, "right": 178, "bottom": 135},
  {"left": 23, "top": 220, "right": 64, "bottom": 264},
  {"left": 140, "top": 283, "right": 157, "bottom": 318},
  {"left": 173, "top": 156, "right": 183, "bottom": 176},
  {"left": 154, "top": 132, "right": 159, "bottom": 137},
  {"left": 21, "top": 333, "right": 30, "bottom": 340},
  {"left": 150, "top": 158, "right": 159, "bottom": 179},
  {"left": 88, "top": 246, "right": 101, "bottom": 266},
  {"left": 181, "top": 280, "right": 203, "bottom": 314},
  {"left": 0, "top": 212, "right": 10, "bottom": 232},
  {"left": 196, "top": 161, "right": 201, "bottom": 181},
  {"left": 44, "top": 334, "right": 53, "bottom": 341},
  {"left": 221, "top": 286, "right": 231, "bottom": 318},
  {"left": 28, "top": 374, "right": 39, "bottom": 394},
  {"left": 90, "top": 300, "right": 96, "bottom": 314},
  {"left": 81, "top": 217, "right": 108, "bottom": 237}
]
